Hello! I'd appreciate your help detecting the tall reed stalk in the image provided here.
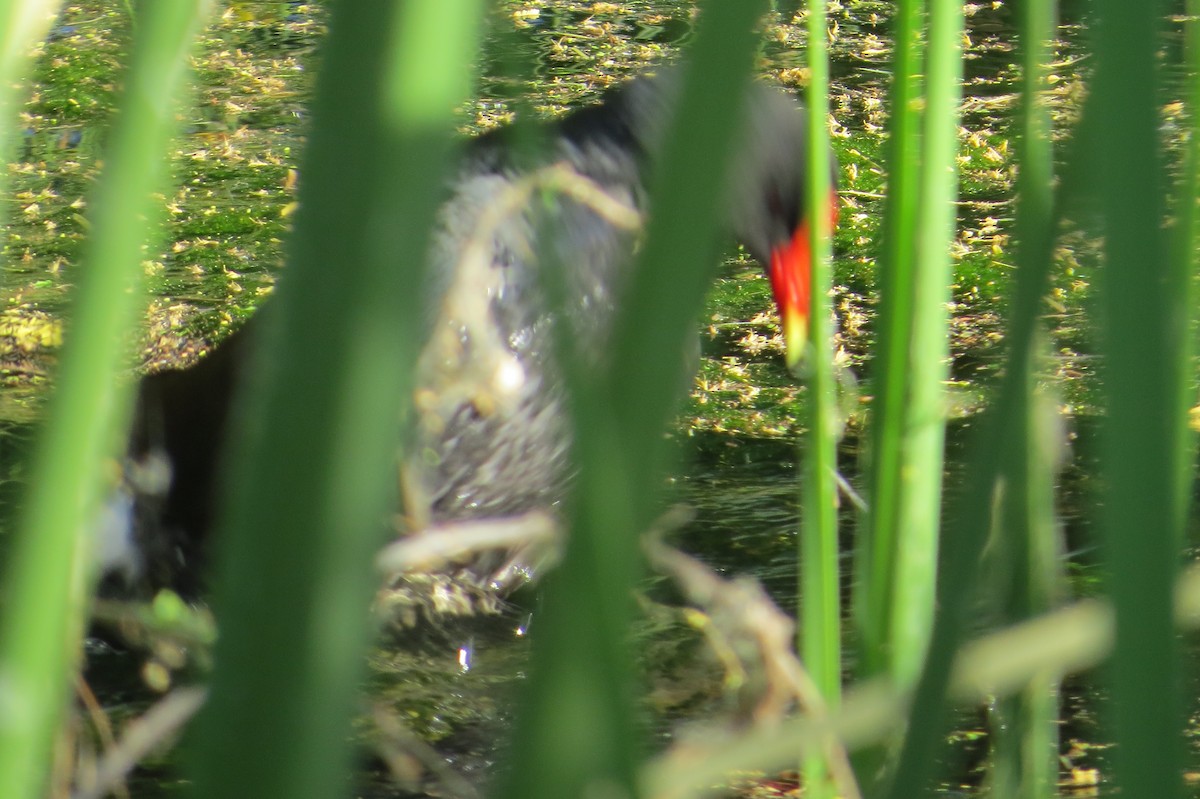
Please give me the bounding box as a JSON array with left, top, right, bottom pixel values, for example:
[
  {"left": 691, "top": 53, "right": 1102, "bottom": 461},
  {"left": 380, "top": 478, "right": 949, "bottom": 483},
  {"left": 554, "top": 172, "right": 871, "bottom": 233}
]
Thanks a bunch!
[
  {"left": 495, "top": 1, "right": 770, "bottom": 795},
  {"left": 856, "top": 0, "right": 927, "bottom": 688},
  {"left": 187, "top": 2, "right": 483, "bottom": 797},
  {"left": 985, "top": 0, "right": 1064, "bottom": 794},
  {"left": 852, "top": 0, "right": 966, "bottom": 777},
  {"left": 0, "top": 3, "right": 210, "bottom": 797},
  {"left": 878, "top": 2, "right": 1199, "bottom": 796},
  {"left": 1174, "top": 0, "right": 1200, "bottom": 551},
  {"left": 886, "top": 0, "right": 963, "bottom": 687},
  {"left": 856, "top": 0, "right": 960, "bottom": 706},
  {"left": 800, "top": 1, "right": 839, "bottom": 797},
  {"left": 0, "top": 2, "right": 60, "bottom": 229},
  {"left": 1092, "top": 0, "right": 1186, "bottom": 795}
]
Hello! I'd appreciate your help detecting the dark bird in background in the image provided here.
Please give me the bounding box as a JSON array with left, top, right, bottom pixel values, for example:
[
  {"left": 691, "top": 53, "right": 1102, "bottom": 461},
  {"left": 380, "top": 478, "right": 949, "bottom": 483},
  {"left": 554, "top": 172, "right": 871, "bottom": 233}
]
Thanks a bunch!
[{"left": 96, "top": 68, "right": 838, "bottom": 599}]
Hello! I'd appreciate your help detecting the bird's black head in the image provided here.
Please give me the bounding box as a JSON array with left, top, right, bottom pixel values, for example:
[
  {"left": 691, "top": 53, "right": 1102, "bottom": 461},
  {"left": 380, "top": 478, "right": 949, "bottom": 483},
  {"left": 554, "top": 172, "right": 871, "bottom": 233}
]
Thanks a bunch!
[{"left": 561, "top": 67, "right": 839, "bottom": 367}]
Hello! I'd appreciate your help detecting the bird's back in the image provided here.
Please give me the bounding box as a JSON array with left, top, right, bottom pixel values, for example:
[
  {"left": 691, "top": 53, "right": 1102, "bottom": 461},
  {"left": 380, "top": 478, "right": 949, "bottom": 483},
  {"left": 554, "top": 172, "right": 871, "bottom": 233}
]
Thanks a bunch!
[{"left": 405, "top": 122, "right": 648, "bottom": 532}]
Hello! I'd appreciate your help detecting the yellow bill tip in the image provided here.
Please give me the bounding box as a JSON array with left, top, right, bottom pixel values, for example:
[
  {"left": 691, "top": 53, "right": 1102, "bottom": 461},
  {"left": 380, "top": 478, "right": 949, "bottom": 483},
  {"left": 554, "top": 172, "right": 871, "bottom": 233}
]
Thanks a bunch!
[{"left": 782, "top": 307, "right": 808, "bottom": 373}]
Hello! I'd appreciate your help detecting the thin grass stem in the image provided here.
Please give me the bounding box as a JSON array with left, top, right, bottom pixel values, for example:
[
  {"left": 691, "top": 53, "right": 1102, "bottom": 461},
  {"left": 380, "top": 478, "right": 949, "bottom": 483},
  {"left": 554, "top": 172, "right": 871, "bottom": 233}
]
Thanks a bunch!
[
  {"left": 186, "top": 2, "right": 483, "bottom": 797},
  {"left": 857, "top": 0, "right": 925, "bottom": 683},
  {"left": 985, "top": 2, "right": 1064, "bottom": 794},
  {"left": 0, "top": 3, "right": 211, "bottom": 796},
  {"left": 1092, "top": 0, "right": 1186, "bottom": 794},
  {"left": 495, "top": 2, "right": 769, "bottom": 795},
  {"left": 0, "top": 2, "right": 61, "bottom": 232},
  {"left": 800, "top": 1, "right": 839, "bottom": 797}
]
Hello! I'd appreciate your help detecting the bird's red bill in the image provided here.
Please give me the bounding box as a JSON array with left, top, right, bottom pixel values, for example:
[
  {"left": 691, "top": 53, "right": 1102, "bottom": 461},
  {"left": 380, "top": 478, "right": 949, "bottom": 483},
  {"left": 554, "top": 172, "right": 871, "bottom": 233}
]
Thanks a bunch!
[{"left": 768, "top": 190, "right": 839, "bottom": 370}]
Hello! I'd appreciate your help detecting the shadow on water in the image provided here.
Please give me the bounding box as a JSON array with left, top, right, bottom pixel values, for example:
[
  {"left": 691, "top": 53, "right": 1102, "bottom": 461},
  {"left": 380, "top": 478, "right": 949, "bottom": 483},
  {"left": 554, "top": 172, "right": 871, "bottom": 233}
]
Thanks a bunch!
[
  {"left": 0, "top": 391, "right": 1193, "bottom": 795},
  {"left": 349, "top": 417, "right": 1182, "bottom": 797}
]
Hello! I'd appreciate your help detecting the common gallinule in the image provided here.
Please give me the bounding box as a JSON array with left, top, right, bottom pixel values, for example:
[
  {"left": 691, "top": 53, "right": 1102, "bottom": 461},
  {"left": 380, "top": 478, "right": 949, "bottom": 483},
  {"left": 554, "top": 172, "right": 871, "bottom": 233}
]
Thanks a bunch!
[{"left": 97, "top": 69, "right": 838, "bottom": 596}]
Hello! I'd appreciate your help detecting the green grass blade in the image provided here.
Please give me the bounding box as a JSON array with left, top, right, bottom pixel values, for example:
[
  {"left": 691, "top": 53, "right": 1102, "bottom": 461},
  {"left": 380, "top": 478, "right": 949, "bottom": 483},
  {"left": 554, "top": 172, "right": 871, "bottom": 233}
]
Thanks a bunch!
[
  {"left": 855, "top": 0, "right": 963, "bottom": 730},
  {"left": 875, "top": 0, "right": 971, "bottom": 794},
  {"left": 800, "top": 1, "right": 839, "bottom": 796},
  {"left": 880, "top": 110, "right": 1091, "bottom": 799},
  {"left": 186, "top": 2, "right": 483, "bottom": 797},
  {"left": 851, "top": 2, "right": 927, "bottom": 787},
  {"left": 856, "top": 0, "right": 925, "bottom": 682},
  {"left": 858, "top": 0, "right": 958, "bottom": 695},
  {"left": 494, "top": 2, "right": 769, "bottom": 797},
  {"left": 0, "top": 3, "right": 211, "bottom": 797},
  {"left": 0, "top": 1, "right": 61, "bottom": 231},
  {"left": 885, "top": 0, "right": 964, "bottom": 692},
  {"left": 1092, "top": 0, "right": 1185, "bottom": 795},
  {"left": 882, "top": 2, "right": 1189, "bottom": 794},
  {"left": 985, "top": 1, "right": 1063, "bottom": 796},
  {"left": 1173, "top": 0, "right": 1200, "bottom": 540}
]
